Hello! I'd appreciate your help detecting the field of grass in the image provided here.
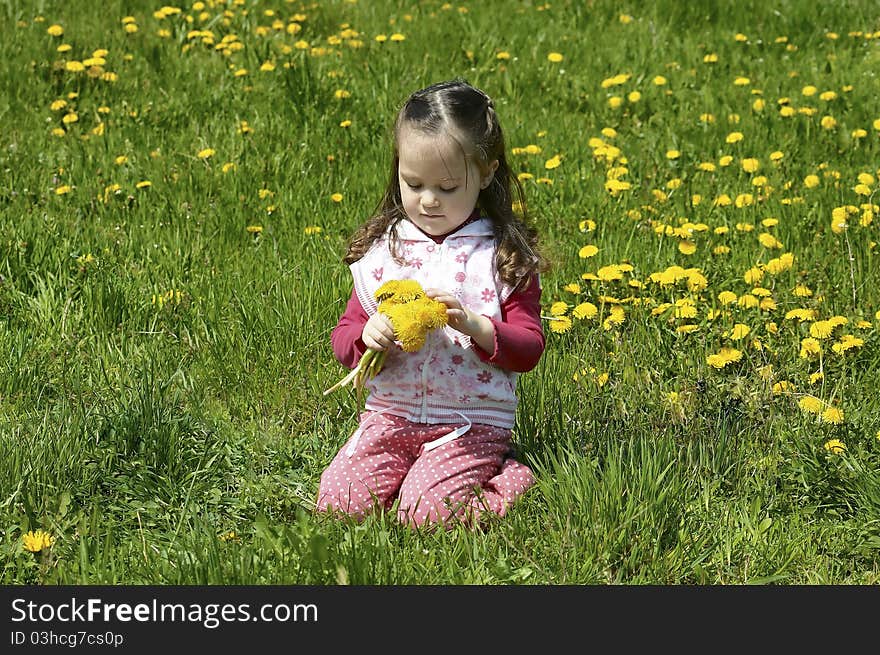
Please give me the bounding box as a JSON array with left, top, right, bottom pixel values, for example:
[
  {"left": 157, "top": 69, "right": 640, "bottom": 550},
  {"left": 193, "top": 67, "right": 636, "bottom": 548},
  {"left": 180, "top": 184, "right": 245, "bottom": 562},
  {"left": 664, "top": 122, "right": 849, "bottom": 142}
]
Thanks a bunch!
[{"left": 2, "top": 0, "right": 879, "bottom": 585}]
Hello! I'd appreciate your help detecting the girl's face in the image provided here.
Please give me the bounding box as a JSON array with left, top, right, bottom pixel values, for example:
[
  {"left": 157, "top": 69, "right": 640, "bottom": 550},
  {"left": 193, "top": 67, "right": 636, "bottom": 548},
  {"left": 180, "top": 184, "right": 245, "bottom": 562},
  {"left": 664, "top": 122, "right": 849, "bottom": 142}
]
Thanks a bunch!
[{"left": 397, "top": 125, "right": 497, "bottom": 236}]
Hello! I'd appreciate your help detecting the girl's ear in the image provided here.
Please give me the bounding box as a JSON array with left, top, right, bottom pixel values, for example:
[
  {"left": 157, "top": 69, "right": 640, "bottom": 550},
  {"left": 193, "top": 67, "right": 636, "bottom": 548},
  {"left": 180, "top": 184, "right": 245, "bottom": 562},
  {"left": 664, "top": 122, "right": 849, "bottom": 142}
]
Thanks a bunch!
[{"left": 480, "top": 159, "right": 500, "bottom": 189}]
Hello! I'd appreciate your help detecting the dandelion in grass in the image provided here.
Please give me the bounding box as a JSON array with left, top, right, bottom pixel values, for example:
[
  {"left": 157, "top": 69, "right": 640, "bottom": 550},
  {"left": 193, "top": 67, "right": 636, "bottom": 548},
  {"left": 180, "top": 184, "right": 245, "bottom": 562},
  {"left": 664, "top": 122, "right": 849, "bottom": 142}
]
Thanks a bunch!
[
  {"left": 772, "top": 381, "right": 795, "bottom": 395},
  {"left": 706, "top": 347, "right": 742, "bottom": 369},
  {"left": 324, "top": 280, "right": 448, "bottom": 396},
  {"left": 821, "top": 407, "right": 844, "bottom": 424},
  {"left": 729, "top": 324, "right": 750, "bottom": 340},
  {"left": 800, "top": 338, "right": 822, "bottom": 359},
  {"left": 810, "top": 320, "right": 835, "bottom": 339},
  {"left": 824, "top": 438, "right": 845, "bottom": 454},
  {"left": 548, "top": 315, "right": 572, "bottom": 334},
  {"left": 22, "top": 530, "right": 55, "bottom": 553},
  {"left": 832, "top": 334, "right": 864, "bottom": 355},
  {"left": 602, "top": 305, "right": 625, "bottom": 330},
  {"left": 798, "top": 395, "right": 823, "bottom": 415},
  {"left": 572, "top": 302, "right": 598, "bottom": 320}
]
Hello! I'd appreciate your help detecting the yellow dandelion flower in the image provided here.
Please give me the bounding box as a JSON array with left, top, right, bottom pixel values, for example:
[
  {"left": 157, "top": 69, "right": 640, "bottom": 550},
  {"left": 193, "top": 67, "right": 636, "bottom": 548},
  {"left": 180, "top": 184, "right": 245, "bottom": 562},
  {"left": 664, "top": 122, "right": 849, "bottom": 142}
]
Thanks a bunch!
[
  {"left": 572, "top": 302, "right": 598, "bottom": 320},
  {"left": 741, "top": 157, "right": 760, "bottom": 173},
  {"left": 772, "top": 381, "right": 795, "bottom": 395},
  {"left": 597, "top": 265, "right": 624, "bottom": 282},
  {"left": 809, "top": 320, "right": 834, "bottom": 339},
  {"left": 799, "top": 338, "right": 822, "bottom": 358},
  {"left": 707, "top": 347, "right": 742, "bottom": 369},
  {"left": 744, "top": 267, "right": 764, "bottom": 284},
  {"left": 602, "top": 305, "right": 626, "bottom": 330},
  {"left": 246, "top": 225, "right": 263, "bottom": 234},
  {"left": 197, "top": 148, "right": 215, "bottom": 159},
  {"left": 785, "top": 308, "right": 817, "bottom": 322},
  {"left": 730, "top": 324, "right": 751, "bottom": 340},
  {"left": 579, "top": 219, "right": 596, "bottom": 232},
  {"left": 544, "top": 155, "right": 562, "bottom": 169},
  {"left": 718, "top": 291, "right": 738, "bottom": 305},
  {"left": 726, "top": 131, "right": 744, "bottom": 144},
  {"left": 821, "top": 408, "right": 844, "bottom": 425},
  {"left": 330, "top": 193, "right": 343, "bottom": 203},
  {"left": 758, "top": 232, "right": 783, "bottom": 249},
  {"left": 547, "top": 52, "right": 564, "bottom": 63},
  {"left": 549, "top": 301, "right": 569, "bottom": 316},
  {"left": 832, "top": 335, "right": 864, "bottom": 354},
  {"left": 578, "top": 244, "right": 599, "bottom": 259},
  {"left": 823, "top": 438, "right": 845, "bottom": 453},
  {"left": 22, "top": 530, "right": 55, "bottom": 553},
  {"left": 798, "top": 395, "right": 823, "bottom": 414},
  {"left": 548, "top": 316, "right": 572, "bottom": 333}
]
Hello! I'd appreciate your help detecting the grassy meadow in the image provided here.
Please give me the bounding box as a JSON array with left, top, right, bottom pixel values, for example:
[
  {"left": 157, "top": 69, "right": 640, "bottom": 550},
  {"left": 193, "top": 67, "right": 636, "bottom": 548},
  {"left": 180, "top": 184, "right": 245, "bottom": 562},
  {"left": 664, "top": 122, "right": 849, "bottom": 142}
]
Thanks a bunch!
[{"left": 2, "top": 0, "right": 880, "bottom": 584}]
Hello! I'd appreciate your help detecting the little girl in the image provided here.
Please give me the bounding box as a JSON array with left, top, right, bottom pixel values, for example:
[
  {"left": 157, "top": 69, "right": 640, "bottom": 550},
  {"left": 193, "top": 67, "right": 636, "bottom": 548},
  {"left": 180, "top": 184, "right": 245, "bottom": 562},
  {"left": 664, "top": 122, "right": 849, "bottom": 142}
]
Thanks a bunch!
[{"left": 318, "top": 79, "right": 548, "bottom": 528}]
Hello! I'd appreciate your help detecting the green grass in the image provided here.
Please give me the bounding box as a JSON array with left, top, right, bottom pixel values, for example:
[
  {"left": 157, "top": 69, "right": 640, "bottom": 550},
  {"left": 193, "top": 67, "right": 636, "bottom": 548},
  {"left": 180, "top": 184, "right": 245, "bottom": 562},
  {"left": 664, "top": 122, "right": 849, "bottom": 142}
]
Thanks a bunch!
[{"left": 2, "top": 0, "right": 880, "bottom": 584}]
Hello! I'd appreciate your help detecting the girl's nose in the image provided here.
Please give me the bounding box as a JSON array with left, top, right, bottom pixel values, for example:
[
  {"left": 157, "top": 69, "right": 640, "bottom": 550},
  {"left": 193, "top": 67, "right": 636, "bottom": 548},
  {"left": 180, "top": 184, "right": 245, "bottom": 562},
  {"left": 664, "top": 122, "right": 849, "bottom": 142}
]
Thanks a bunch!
[{"left": 421, "top": 190, "right": 439, "bottom": 207}]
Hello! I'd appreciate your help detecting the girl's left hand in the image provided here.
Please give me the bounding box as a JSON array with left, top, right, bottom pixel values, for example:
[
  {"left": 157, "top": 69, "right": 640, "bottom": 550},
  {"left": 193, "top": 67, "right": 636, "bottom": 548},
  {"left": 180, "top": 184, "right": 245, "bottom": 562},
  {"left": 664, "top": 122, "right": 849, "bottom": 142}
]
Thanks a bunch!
[{"left": 425, "top": 288, "right": 493, "bottom": 344}]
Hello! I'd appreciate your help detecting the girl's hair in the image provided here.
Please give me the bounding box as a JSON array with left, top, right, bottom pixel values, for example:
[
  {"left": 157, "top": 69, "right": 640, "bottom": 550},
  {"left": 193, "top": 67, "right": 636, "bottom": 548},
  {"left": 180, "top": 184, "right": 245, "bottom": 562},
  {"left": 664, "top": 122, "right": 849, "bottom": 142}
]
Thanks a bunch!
[{"left": 344, "top": 79, "right": 548, "bottom": 291}]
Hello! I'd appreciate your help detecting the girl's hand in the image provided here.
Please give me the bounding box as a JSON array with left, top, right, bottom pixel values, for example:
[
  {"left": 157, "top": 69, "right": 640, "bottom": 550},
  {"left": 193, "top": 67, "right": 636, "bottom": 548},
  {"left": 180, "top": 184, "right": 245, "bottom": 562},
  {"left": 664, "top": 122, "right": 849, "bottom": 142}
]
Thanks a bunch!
[
  {"left": 425, "top": 288, "right": 495, "bottom": 352},
  {"left": 362, "top": 312, "right": 397, "bottom": 351}
]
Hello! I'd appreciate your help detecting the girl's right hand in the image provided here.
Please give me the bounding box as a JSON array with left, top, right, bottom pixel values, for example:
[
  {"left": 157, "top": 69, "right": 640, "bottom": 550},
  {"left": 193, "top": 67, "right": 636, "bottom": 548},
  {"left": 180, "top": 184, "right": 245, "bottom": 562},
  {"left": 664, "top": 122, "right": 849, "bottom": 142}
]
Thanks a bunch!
[{"left": 361, "top": 313, "right": 397, "bottom": 352}]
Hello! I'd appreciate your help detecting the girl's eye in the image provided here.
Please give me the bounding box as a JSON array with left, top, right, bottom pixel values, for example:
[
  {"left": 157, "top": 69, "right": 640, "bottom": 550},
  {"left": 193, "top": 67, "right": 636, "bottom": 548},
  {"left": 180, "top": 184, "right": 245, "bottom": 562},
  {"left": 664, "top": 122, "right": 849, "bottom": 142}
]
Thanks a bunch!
[
  {"left": 406, "top": 183, "right": 422, "bottom": 190},
  {"left": 440, "top": 187, "right": 458, "bottom": 193}
]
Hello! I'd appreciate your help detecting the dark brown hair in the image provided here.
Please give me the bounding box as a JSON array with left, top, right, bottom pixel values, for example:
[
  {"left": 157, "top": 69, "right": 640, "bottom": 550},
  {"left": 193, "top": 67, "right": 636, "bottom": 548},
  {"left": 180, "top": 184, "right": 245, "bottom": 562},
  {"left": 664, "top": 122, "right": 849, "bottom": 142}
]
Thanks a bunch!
[{"left": 344, "top": 79, "right": 548, "bottom": 291}]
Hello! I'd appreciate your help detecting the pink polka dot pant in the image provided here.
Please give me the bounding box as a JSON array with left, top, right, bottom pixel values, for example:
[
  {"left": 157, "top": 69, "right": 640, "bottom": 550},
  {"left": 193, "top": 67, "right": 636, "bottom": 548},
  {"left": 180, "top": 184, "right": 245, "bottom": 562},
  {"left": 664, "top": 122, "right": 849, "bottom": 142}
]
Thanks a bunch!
[{"left": 317, "top": 411, "right": 535, "bottom": 528}]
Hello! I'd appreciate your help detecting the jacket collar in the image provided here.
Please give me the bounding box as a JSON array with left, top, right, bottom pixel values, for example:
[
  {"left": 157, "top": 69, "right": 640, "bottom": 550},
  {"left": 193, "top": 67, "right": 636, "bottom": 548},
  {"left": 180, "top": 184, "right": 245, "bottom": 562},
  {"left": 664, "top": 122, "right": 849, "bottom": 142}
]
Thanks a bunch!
[{"left": 394, "top": 216, "right": 495, "bottom": 242}]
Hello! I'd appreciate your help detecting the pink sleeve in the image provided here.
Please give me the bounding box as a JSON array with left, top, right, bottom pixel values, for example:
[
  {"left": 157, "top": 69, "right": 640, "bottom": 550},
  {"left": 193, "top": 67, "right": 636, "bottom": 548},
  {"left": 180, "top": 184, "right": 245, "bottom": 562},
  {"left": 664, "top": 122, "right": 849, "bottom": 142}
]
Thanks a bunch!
[
  {"left": 330, "top": 289, "right": 369, "bottom": 369},
  {"left": 472, "top": 273, "right": 545, "bottom": 372}
]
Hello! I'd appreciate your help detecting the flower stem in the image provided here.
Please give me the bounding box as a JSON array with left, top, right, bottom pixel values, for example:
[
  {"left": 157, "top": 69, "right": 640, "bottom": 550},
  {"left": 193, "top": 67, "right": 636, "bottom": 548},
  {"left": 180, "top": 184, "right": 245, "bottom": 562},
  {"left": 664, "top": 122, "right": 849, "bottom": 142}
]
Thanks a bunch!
[{"left": 323, "top": 349, "right": 385, "bottom": 396}]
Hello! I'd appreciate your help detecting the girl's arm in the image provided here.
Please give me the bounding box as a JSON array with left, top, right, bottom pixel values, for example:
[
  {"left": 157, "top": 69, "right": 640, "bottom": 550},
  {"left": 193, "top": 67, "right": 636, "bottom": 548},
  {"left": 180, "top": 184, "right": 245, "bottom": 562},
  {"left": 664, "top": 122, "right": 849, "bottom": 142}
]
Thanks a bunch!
[
  {"left": 472, "top": 274, "right": 544, "bottom": 373},
  {"left": 427, "top": 273, "right": 545, "bottom": 373},
  {"left": 330, "top": 291, "right": 369, "bottom": 368}
]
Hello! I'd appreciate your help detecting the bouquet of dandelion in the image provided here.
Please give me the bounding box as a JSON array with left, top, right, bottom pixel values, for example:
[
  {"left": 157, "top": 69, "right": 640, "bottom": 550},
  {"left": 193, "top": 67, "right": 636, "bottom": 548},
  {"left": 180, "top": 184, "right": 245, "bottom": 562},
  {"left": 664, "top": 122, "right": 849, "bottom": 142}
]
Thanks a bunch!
[{"left": 323, "top": 279, "right": 449, "bottom": 396}]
